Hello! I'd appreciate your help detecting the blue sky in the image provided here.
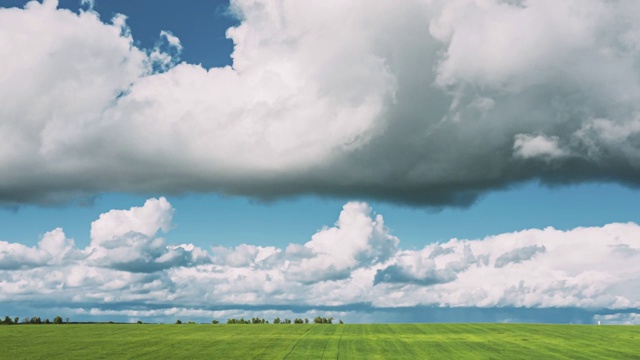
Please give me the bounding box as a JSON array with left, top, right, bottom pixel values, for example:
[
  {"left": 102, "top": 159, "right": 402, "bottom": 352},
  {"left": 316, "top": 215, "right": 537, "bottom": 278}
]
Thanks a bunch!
[
  {"left": 5, "top": 182, "right": 640, "bottom": 250},
  {"left": 2, "top": 0, "right": 640, "bottom": 324}
]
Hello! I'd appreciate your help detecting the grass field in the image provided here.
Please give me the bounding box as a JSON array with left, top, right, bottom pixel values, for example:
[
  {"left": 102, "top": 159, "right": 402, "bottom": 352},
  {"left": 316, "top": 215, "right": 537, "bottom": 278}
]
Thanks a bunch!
[{"left": 1, "top": 323, "right": 639, "bottom": 359}]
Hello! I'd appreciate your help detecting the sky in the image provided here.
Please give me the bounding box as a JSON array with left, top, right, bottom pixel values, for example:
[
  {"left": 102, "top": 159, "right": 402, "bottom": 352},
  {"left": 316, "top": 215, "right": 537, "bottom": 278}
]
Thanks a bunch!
[{"left": 1, "top": 0, "right": 640, "bottom": 325}]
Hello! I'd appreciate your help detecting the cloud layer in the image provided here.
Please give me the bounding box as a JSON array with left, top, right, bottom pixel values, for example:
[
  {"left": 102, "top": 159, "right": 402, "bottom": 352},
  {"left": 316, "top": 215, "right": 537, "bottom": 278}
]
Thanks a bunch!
[
  {"left": 2, "top": 0, "right": 640, "bottom": 206},
  {"left": 1, "top": 197, "right": 639, "bottom": 323}
]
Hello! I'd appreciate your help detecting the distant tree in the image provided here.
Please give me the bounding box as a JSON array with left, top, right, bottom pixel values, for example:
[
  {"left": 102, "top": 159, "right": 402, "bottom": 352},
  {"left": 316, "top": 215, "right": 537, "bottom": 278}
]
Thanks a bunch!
[
  {"left": 45, "top": 319, "right": 51, "bottom": 324},
  {"left": 14, "top": 317, "right": 19, "bottom": 325},
  {"left": 226, "top": 318, "right": 251, "bottom": 324},
  {"left": 313, "top": 316, "right": 334, "bottom": 324},
  {"left": 3, "top": 316, "right": 13, "bottom": 325},
  {"left": 304, "top": 318, "right": 309, "bottom": 324},
  {"left": 66, "top": 317, "right": 69, "bottom": 324},
  {"left": 212, "top": 320, "right": 219, "bottom": 324},
  {"left": 294, "top": 318, "right": 304, "bottom": 324},
  {"left": 28, "top": 317, "right": 41, "bottom": 324},
  {"left": 22, "top": 317, "right": 30, "bottom": 324},
  {"left": 284, "top": 319, "right": 291, "bottom": 324},
  {"left": 137, "top": 320, "right": 143, "bottom": 324},
  {"left": 176, "top": 320, "right": 182, "bottom": 324},
  {"left": 53, "top": 316, "right": 63, "bottom": 324},
  {"left": 339, "top": 319, "right": 344, "bottom": 324},
  {"left": 273, "top": 317, "right": 280, "bottom": 324}
]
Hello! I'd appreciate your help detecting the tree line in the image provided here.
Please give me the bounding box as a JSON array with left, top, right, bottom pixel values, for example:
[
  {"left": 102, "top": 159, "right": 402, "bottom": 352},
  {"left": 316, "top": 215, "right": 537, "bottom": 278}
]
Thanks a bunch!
[
  {"left": 213, "top": 316, "right": 342, "bottom": 325},
  {"left": 3, "top": 314, "right": 343, "bottom": 325},
  {"left": 1, "top": 315, "right": 66, "bottom": 325}
]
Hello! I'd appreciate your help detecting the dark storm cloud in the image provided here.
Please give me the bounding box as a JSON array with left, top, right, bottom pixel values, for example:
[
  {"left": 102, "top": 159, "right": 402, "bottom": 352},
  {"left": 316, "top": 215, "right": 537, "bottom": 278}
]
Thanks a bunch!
[{"left": 3, "top": 0, "right": 640, "bottom": 207}]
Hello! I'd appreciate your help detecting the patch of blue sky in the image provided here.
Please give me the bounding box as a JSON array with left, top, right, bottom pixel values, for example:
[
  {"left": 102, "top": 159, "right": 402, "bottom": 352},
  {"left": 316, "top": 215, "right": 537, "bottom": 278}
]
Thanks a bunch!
[{"left": 3, "top": 181, "right": 640, "bottom": 251}]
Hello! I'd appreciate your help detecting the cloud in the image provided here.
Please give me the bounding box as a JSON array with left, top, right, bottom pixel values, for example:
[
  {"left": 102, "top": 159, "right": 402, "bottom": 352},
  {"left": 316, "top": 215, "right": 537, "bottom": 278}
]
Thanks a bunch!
[
  {"left": 1, "top": 197, "right": 640, "bottom": 322},
  {"left": 593, "top": 312, "right": 640, "bottom": 325},
  {"left": 513, "top": 135, "right": 566, "bottom": 160},
  {"left": 85, "top": 197, "right": 207, "bottom": 272},
  {"left": 150, "top": 30, "right": 183, "bottom": 71},
  {"left": 2, "top": 0, "right": 640, "bottom": 206},
  {"left": 373, "top": 244, "right": 476, "bottom": 286},
  {"left": 374, "top": 264, "right": 456, "bottom": 286},
  {"left": 0, "top": 228, "right": 77, "bottom": 270},
  {"left": 80, "top": 0, "right": 94, "bottom": 10},
  {"left": 494, "top": 245, "right": 546, "bottom": 268},
  {"left": 159, "top": 30, "right": 181, "bottom": 51},
  {"left": 284, "top": 202, "right": 399, "bottom": 283}
]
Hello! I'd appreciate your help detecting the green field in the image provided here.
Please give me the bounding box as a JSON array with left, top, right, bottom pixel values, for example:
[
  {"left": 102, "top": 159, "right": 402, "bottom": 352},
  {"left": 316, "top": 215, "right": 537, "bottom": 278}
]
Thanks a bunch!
[{"left": 1, "top": 323, "right": 639, "bottom": 359}]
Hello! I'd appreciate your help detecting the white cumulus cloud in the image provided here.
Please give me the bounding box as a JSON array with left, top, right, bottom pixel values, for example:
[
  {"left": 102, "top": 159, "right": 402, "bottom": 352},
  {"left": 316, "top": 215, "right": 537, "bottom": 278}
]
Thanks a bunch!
[{"left": 1, "top": 197, "right": 640, "bottom": 321}]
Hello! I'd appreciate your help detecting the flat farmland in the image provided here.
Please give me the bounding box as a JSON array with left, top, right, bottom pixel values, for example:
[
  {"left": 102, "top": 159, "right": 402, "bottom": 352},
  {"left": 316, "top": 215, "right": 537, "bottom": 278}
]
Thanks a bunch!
[{"left": 1, "top": 323, "right": 639, "bottom": 359}]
